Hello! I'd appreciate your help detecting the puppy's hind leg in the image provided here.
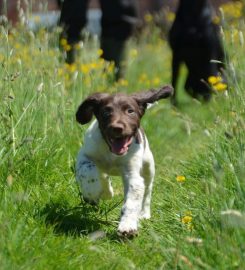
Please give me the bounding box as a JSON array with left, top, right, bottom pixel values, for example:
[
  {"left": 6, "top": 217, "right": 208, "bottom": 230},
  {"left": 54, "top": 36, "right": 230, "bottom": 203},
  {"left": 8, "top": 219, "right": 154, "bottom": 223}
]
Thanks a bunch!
[
  {"left": 140, "top": 149, "right": 155, "bottom": 220},
  {"left": 100, "top": 173, "right": 114, "bottom": 200}
]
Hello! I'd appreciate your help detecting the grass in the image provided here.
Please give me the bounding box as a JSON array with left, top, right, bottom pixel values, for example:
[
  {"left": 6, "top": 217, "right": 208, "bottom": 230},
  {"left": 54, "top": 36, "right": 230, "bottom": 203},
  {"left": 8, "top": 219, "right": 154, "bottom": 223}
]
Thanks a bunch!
[{"left": 0, "top": 13, "right": 245, "bottom": 270}]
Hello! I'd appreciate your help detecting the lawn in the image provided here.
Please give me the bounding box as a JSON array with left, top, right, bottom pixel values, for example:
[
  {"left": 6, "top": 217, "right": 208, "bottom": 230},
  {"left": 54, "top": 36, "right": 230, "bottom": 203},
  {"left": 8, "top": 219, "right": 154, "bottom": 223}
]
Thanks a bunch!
[{"left": 0, "top": 5, "right": 245, "bottom": 270}]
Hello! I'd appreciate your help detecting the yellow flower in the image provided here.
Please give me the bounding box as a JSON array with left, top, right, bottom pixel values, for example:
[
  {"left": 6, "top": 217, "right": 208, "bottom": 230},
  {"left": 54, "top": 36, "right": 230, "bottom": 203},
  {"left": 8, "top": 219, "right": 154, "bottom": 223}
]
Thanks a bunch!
[
  {"left": 144, "top": 13, "right": 153, "bottom": 23},
  {"left": 97, "top": 49, "right": 103, "bottom": 57},
  {"left": 208, "top": 75, "right": 222, "bottom": 85},
  {"left": 129, "top": 48, "right": 138, "bottom": 58},
  {"left": 118, "top": 78, "right": 129, "bottom": 87},
  {"left": 14, "top": 42, "right": 21, "bottom": 49},
  {"left": 107, "top": 62, "right": 115, "bottom": 74},
  {"left": 60, "top": 38, "right": 68, "bottom": 47},
  {"left": 212, "top": 16, "right": 220, "bottom": 24},
  {"left": 89, "top": 62, "right": 98, "bottom": 70},
  {"left": 181, "top": 215, "right": 193, "bottom": 224},
  {"left": 66, "top": 63, "right": 76, "bottom": 73},
  {"left": 57, "top": 68, "right": 64, "bottom": 76},
  {"left": 176, "top": 175, "right": 186, "bottom": 183},
  {"left": 166, "top": 12, "right": 175, "bottom": 23},
  {"left": 152, "top": 77, "right": 160, "bottom": 86},
  {"left": 48, "top": 50, "right": 55, "bottom": 57},
  {"left": 220, "top": 1, "right": 243, "bottom": 19},
  {"left": 64, "top": 44, "right": 72, "bottom": 51},
  {"left": 33, "top": 15, "right": 41, "bottom": 23},
  {"left": 213, "top": 82, "right": 227, "bottom": 91},
  {"left": 74, "top": 42, "right": 82, "bottom": 50},
  {"left": 80, "top": 64, "right": 90, "bottom": 74},
  {"left": 139, "top": 73, "right": 148, "bottom": 82}
]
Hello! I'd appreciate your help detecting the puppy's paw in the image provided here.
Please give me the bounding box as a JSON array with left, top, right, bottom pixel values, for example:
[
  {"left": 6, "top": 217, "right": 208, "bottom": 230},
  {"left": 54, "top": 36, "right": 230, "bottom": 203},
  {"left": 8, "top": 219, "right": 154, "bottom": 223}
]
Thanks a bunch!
[
  {"left": 117, "top": 221, "right": 138, "bottom": 238},
  {"left": 83, "top": 197, "right": 99, "bottom": 206}
]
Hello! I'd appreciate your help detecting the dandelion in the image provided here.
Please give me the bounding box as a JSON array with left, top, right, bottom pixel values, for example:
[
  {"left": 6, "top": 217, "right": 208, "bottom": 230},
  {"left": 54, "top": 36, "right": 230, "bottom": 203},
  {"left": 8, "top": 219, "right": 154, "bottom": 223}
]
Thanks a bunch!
[
  {"left": 208, "top": 75, "right": 222, "bottom": 85},
  {"left": 64, "top": 44, "right": 72, "bottom": 51},
  {"left": 33, "top": 15, "right": 41, "bottom": 23},
  {"left": 213, "top": 82, "right": 227, "bottom": 91},
  {"left": 97, "top": 48, "right": 103, "bottom": 57},
  {"left": 118, "top": 78, "right": 129, "bottom": 87},
  {"left": 74, "top": 42, "right": 83, "bottom": 50},
  {"left": 14, "top": 42, "right": 21, "bottom": 49},
  {"left": 176, "top": 175, "right": 186, "bottom": 183},
  {"left": 182, "top": 215, "right": 192, "bottom": 224},
  {"left": 89, "top": 62, "right": 98, "bottom": 70},
  {"left": 66, "top": 63, "right": 76, "bottom": 73},
  {"left": 220, "top": 1, "right": 243, "bottom": 20},
  {"left": 208, "top": 75, "right": 227, "bottom": 92},
  {"left": 152, "top": 77, "right": 160, "bottom": 87},
  {"left": 57, "top": 68, "right": 64, "bottom": 76},
  {"left": 80, "top": 64, "right": 90, "bottom": 74},
  {"left": 182, "top": 213, "right": 194, "bottom": 230},
  {"left": 166, "top": 12, "right": 175, "bottom": 23},
  {"left": 107, "top": 62, "right": 115, "bottom": 74},
  {"left": 60, "top": 38, "right": 68, "bottom": 47},
  {"left": 181, "top": 211, "right": 194, "bottom": 230},
  {"left": 129, "top": 48, "right": 138, "bottom": 58},
  {"left": 139, "top": 73, "right": 148, "bottom": 83},
  {"left": 212, "top": 16, "right": 220, "bottom": 24},
  {"left": 144, "top": 13, "right": 153, "bottom": 23}
]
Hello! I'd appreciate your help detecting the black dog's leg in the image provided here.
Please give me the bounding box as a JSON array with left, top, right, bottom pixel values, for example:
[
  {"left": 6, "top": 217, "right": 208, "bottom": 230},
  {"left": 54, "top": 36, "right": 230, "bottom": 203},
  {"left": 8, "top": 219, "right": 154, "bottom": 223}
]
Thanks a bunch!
[{"left": 171, "top": 52, "right": 181, "bottom": 106}]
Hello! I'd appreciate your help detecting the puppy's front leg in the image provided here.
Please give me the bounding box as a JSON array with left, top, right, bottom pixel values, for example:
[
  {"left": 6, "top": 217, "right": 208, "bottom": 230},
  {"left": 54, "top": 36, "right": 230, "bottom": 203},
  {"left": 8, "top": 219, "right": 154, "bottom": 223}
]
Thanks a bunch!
[
  {"left": 76, "top": 152, "right": 114, "bottom": 204},
  {"left": 117, "top": 172, "right": 145, "bottom": 237},
  {"left": 76, "top": 154, "right": 102, "bottom": 205}
]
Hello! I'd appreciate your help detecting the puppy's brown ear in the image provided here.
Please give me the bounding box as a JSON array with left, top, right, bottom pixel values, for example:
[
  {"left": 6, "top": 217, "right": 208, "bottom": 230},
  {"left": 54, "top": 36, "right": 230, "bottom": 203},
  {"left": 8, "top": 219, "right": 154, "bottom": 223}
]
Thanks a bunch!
[
  {"left": 76, "top": 93, "right": 109, "bottom": 125},
  {"left": 131, "top": 85, "right": 174, "bottom": 115}
]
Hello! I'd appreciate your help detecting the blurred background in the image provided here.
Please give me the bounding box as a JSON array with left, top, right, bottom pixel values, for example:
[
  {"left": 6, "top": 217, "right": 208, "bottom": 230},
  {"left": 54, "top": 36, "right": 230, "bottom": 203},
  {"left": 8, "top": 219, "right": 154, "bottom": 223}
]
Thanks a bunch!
[{"left": 0, "top": 0, "right": 231, "bottom": 33}]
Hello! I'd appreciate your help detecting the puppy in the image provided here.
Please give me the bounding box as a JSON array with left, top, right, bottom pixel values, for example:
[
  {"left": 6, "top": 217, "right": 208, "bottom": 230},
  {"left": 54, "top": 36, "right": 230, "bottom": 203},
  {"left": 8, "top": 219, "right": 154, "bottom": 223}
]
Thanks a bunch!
[
  {"left": 75, "top": 86, "right": 173, "bottom": 237},
  {"left": 169, "top": 0, "right": 225, "bottom": 104}
]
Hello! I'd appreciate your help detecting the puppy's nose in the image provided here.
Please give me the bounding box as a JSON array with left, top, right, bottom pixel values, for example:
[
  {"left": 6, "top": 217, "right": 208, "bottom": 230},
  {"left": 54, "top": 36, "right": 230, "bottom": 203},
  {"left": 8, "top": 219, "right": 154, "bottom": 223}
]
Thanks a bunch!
[{"left": 109, "top": 124, "right": 123, "bottom": 135}]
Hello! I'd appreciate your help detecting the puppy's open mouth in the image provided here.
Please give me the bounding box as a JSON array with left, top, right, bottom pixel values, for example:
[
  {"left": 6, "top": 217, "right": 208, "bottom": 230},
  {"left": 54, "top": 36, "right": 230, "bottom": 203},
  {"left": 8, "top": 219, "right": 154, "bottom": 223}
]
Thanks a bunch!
[{"left": 108, "top": 136, "right": 133, "bottom": 155}]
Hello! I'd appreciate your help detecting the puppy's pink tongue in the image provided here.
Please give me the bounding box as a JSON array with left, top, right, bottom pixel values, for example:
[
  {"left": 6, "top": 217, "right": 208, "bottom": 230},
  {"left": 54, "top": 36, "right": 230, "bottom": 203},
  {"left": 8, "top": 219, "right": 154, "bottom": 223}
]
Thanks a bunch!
[{"left": 111, "top": 137, "right": 133, "bottom": 155}]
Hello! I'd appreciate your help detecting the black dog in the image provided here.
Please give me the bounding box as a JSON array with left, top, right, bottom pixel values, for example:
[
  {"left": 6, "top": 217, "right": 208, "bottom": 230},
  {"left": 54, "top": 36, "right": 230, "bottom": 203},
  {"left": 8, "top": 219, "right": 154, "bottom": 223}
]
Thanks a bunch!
[{"left": 168, "top": 0, "right": 225, "bottom": 105}]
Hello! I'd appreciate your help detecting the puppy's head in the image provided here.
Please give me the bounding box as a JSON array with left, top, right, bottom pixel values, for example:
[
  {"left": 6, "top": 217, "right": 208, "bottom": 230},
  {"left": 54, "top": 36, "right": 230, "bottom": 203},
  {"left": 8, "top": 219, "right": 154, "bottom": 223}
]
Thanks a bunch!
[{"left": 76, "top": 86, "right": 173, "bottom": 155}]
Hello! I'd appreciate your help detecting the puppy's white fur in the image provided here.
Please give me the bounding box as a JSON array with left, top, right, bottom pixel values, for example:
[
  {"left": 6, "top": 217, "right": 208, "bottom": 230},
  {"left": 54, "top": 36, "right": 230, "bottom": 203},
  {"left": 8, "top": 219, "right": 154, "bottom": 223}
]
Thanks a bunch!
[{"left": 76, "top": 120, "right": 155, "bottom": 236}]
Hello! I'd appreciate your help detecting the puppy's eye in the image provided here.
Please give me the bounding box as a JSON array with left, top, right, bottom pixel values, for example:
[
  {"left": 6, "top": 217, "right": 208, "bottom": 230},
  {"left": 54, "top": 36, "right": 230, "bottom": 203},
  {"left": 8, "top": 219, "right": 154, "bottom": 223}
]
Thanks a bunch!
[
  {"left": 101, "top": 110, "right": 111, "bottom": 118},
  {"left": 127, "top": 108, "right": 135, "bottom": 114}
]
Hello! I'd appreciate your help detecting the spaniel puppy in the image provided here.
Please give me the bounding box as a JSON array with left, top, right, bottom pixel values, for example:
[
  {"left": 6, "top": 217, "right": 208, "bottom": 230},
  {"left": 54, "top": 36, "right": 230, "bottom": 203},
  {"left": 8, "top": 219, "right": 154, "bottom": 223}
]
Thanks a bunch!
[{"left": 75, "top": 86, "right": 173, "bottom": 237}]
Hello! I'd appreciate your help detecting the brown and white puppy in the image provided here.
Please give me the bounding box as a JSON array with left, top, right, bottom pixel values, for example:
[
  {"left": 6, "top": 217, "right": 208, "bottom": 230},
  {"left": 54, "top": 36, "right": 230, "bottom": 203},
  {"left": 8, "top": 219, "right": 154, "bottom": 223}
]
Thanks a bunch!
[{"left": 75, "top": 86, "right": 173, "bottom": 237}]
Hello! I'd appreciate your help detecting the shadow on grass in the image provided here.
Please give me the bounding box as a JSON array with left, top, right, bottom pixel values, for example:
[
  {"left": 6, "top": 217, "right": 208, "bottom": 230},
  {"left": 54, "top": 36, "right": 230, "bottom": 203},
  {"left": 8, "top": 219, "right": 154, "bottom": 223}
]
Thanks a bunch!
[{"left": 40, "top": 202, "right": 112, "bottom": 237}]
